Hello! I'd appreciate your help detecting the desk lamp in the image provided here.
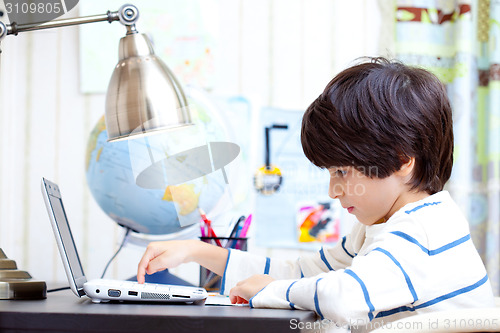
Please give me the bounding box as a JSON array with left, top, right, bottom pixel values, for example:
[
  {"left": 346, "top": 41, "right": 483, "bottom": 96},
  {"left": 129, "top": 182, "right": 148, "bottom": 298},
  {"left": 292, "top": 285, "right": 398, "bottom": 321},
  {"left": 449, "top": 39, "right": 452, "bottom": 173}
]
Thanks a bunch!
[{"left": 0, "top": 4, "right": 193, "bottom": 299}]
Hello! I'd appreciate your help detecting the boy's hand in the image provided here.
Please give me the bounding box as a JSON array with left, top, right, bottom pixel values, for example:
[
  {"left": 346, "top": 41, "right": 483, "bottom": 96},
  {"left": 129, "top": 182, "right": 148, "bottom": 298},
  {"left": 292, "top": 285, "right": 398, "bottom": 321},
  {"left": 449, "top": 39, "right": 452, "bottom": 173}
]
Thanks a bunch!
[
  {"left": 137, "top": 240, "right": 194, "bottom": 284},
  {"left": 229, "top": 274, "right": 275, "bottom": 304}
]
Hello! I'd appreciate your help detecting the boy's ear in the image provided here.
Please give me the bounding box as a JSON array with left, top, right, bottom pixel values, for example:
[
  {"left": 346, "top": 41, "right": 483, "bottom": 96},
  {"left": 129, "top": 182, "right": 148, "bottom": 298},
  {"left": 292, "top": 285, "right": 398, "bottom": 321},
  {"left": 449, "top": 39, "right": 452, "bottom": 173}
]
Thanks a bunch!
[{"left": 396, "top": 156, "right": 415, "bottom": 178}]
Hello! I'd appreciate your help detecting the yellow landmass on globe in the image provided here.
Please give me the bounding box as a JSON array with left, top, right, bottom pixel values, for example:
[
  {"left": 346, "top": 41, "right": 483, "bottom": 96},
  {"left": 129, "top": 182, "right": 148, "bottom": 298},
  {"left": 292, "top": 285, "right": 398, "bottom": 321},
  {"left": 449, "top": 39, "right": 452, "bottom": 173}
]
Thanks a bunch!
[
  {"left": 85, "top": 116, "right": 106, "bottom": 170},
  {"left": 163, "top": 184, "right": 200, "bottom": 215},
  {"left": 96, "top": 147, "right": 103, "bottom": 162}
]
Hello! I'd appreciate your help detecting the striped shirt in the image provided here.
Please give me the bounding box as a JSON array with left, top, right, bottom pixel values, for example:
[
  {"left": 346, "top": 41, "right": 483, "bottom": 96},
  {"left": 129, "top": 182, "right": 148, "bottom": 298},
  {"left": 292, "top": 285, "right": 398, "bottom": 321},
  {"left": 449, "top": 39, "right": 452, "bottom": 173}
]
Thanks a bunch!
[{"left": 221, "top": 191, "right": 495, "bottom": 331}]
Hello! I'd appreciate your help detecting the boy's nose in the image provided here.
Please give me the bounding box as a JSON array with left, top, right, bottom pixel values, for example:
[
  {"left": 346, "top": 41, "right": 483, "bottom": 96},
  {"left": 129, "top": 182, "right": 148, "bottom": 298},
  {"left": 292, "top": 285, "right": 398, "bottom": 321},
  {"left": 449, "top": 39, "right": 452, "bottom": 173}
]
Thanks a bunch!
[{"left": 329, "top": 180, "right": 343, "bottom": 199}]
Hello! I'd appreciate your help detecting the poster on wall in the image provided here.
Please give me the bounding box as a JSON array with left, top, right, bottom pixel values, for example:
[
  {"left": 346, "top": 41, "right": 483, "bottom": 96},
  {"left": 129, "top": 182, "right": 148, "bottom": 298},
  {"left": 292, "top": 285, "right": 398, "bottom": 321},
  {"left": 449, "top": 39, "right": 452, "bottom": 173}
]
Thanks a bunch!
[
  {"left": 79, "top": 0, "right": 216, "bottom": 93},
  {"left": 296, "top": 201, "right": 340, "bottom": 244}
]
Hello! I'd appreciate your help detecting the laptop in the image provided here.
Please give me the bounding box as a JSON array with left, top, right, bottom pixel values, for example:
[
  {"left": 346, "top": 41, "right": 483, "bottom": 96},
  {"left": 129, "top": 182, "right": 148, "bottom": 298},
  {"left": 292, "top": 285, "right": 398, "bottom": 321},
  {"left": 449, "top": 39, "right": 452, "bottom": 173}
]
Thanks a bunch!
[{"left": 41, "top": 177, "right": 207, "bottom": 304}]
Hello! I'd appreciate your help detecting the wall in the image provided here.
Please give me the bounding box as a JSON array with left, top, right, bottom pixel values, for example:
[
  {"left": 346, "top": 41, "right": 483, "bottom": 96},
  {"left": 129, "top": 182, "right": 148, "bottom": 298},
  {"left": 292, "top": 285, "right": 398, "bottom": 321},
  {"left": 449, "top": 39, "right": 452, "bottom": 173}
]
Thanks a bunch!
[{"left": 0, "top": 0, "right": 393, "bottom": 286}]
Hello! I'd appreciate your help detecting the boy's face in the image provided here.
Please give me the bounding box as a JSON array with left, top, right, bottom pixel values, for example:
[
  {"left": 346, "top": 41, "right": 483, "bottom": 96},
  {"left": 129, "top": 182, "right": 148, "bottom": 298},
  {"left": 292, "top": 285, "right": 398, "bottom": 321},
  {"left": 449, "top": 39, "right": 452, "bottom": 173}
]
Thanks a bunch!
[{"left": 328, "top": 166, "right": 418, "bottom": 225}]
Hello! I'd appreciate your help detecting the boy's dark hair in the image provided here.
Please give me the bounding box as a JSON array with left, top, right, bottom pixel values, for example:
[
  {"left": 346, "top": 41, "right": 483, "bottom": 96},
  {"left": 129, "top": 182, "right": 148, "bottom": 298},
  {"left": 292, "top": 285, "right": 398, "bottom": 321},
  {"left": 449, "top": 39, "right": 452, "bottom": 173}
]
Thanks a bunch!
[{"left": 301, "top": 57, "right": 453, "bottom": 194}]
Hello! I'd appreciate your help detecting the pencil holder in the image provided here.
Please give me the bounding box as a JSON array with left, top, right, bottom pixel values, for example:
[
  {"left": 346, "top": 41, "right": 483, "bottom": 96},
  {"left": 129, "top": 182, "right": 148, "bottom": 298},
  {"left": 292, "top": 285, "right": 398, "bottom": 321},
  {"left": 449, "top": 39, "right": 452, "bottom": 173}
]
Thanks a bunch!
[{"left": 199, "top": 237, "right": 248, "bottom": 291}]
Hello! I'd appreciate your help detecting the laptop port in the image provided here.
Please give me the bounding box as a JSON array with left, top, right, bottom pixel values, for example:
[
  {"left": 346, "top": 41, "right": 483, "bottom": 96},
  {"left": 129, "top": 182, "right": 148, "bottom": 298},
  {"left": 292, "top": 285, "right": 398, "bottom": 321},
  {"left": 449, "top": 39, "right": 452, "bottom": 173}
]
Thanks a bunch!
[
  {"left": 128, "top": 291, "right": 138, "bottom": 296},
  {"left": 107, "top": 289, "right": 121, "bottom": 297}
]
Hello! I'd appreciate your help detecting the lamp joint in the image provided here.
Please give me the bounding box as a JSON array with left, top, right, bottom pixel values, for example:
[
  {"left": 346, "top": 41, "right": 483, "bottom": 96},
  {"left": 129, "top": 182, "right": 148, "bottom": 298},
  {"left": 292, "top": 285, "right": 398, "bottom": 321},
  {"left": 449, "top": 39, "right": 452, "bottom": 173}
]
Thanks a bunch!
[
  {"left": 125, "top": 24, "right": 138, "bottom": 35},
  {"left": 117, "top": 4, "right": 139, "bottom": 26},
  {"left": 8, "top": 21, "right": 17, "bottom": 36},
  {"left": 106, "top": 10, "right": 118, "bottom": 24},
  {"left": 0, "top": 22, "right": 6, "bottom": 41}
]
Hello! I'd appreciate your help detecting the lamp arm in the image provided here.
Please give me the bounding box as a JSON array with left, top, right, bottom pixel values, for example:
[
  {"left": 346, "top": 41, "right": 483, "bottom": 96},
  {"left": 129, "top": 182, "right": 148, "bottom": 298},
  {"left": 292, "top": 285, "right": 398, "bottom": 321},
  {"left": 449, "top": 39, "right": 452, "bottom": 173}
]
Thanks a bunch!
[
  {"left": 7, "top": 12, "right": 118, "bottom": 35},
  {"left": 0, "top": 4, "right": 138, "bottom": 37}
]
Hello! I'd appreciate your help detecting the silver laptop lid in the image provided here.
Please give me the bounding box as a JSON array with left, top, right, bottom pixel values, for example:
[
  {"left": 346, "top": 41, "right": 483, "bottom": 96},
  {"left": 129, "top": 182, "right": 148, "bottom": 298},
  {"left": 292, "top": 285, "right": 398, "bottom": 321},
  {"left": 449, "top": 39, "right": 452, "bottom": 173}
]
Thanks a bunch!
[{"left": 41, "top": 178, "right": 87, "bottom": 297}]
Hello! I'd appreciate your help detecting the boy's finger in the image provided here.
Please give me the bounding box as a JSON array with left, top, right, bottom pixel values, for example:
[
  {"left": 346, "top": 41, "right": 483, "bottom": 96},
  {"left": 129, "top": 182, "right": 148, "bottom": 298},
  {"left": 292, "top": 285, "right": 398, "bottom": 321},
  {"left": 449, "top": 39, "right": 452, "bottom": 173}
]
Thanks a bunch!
[
  {"left": 145, "top": 258, "right": 163, "bottom": 275},
  {"left": 137, "top": 251, "right": 155, "bottom": 284},
  {"left": 229, "top": 286, "right": 241, "bottom": 303},
  {"left": 137, "top": 264, "right": 147, "bottom": 284},
  {"left": 229, "top": 286, "right": 250, "bottom": 304}
]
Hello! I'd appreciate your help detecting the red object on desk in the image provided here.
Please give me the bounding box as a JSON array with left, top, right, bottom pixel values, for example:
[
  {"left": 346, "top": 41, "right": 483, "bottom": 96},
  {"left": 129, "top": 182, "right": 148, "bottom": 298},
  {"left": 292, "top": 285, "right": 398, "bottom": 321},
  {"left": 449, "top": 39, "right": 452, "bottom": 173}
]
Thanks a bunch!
[{"left": 199, "top": 209, "right": 222, "bottom": 247}]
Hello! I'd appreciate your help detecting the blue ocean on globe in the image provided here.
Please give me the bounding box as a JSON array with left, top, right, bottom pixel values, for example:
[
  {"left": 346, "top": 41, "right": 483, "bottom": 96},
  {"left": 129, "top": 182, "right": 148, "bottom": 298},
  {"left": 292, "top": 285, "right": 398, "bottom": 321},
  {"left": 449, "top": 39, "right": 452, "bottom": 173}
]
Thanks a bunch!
[{"left": 85, "top": 101, "right": 231, "bottom": 235}]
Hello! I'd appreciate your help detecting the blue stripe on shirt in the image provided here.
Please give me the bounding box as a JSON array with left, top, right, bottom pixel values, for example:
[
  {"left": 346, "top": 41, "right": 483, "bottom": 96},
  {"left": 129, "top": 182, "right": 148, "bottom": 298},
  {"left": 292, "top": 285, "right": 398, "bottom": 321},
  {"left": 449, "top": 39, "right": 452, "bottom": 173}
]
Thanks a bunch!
[
  {"left": 415, "top": 274, "right": 489, "bottom": 309},
  {"left": 264, "top": 257, "right": 271, "bottom": 274},
  {"left": 375, "top": 274, "right": 489, "bottom": 319},
  {"left": 373, "top": 247, "right": 418, "bottom": 302},
  {"left": 390, "top": 231, "right": 471, "bottom": 256},
  {"left": 249, "top": 286, "right": 267, "bottom": 308},
  {"left": 286, "top": 281, "right": 297, "bottom": 310},
  {"left": 430, "top": 234, "right": 471, "bottom": 255},
  {"left": 320, "top": 247, "right": 334, "bottom": 271},
  {"left": 314, "top": 278, "right": 325, "bottom": 320},
  {"left": 405, "top": 201, "right": 441, "bottom": 214},
  {"left": 342, "top": 236, "right": 355, "bottom": 258},
  {"left": 376, "top": 305, "right": 413, "bottom": 318},
  {"left": 220, "top": 249, "right": 232, "bottom": 295},
  {"left": 345, "top": 269, "right": 375, "bottom": 321}
]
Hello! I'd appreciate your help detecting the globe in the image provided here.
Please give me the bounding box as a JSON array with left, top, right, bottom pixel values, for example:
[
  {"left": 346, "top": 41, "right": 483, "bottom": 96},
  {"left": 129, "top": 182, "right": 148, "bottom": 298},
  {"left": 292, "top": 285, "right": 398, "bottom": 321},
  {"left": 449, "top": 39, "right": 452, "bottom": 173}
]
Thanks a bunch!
[{"left": 85, "top": 90, "right": 233, "bottom": 236}]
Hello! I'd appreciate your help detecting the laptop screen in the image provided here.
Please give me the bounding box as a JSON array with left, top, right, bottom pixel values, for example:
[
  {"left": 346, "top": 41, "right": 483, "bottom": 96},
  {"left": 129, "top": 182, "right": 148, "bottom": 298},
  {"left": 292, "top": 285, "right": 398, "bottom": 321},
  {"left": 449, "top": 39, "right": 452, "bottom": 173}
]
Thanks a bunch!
[{"left": 42, "top": 178, "right": 86, "bottom": 296}]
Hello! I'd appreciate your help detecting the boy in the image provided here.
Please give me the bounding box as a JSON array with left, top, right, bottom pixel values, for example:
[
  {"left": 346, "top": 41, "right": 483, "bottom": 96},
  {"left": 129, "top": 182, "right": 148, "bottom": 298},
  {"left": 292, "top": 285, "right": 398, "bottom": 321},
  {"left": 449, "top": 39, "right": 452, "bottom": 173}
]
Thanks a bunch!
[{"left": 137, "top": 58, "right": 494, "bottom": 330}]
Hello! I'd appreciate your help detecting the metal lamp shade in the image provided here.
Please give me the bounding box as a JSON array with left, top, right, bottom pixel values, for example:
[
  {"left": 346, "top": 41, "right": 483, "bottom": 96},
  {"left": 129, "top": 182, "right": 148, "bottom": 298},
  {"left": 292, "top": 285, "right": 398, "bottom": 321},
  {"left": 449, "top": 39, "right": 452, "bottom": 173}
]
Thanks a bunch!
[{"left": 105, "top": 33, "right": 192, "bottom": 142}]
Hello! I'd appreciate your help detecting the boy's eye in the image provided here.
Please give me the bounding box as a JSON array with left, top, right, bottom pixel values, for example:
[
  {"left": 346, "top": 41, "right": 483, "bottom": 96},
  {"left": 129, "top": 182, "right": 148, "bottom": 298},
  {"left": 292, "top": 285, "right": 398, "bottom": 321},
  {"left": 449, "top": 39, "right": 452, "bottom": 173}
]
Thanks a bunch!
[{"left": 335, "top": 169, "right": 347, "bottom": 177}]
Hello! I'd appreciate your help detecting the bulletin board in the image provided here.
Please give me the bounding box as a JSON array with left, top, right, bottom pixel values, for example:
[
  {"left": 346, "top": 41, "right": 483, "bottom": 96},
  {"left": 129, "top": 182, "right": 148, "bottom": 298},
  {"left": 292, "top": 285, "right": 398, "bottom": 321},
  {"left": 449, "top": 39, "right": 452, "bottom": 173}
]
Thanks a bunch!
[{"left": 253, "top": 107, "right": 354, "bottom": 250}]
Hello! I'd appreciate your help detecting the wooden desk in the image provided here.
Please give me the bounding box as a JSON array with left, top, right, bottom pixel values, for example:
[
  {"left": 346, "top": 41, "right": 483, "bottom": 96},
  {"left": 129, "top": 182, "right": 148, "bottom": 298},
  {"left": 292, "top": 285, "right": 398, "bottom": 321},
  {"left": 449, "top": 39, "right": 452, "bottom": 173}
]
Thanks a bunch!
[{"left": 0, "top": 290, "right": 318, "bottom": 333}]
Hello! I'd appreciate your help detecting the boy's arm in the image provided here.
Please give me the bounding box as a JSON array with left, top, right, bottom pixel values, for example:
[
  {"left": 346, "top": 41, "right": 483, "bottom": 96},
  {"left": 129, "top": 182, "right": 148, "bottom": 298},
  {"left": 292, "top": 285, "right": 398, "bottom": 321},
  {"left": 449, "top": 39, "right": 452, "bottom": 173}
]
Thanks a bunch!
[
  {"left": 137, "top": 240, "right": 228, "bottom": 284},
  {"left": 136, "top": 223, "right": 363, "bottom": 286},
  {"left": 220, "top": 223, "right": 365, "bottom": 294},
  {"left": 246, "top": 248, "right": 418, "bottom": 325},
  {"left": 228, "top": 223, "right": 420, "bottom": 322}
]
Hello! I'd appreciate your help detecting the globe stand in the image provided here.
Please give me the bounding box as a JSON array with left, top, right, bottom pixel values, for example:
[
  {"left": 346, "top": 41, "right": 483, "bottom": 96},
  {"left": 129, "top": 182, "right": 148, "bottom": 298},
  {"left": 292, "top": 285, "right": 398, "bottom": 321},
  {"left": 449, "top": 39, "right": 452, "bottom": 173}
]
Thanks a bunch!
[{"left": 0, "top": 248, "right": 47, "bottom": 299}]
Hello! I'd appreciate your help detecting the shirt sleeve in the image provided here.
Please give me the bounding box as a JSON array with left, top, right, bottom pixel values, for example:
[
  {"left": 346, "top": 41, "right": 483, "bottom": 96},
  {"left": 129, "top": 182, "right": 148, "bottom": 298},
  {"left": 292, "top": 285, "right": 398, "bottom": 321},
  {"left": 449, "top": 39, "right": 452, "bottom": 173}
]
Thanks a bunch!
[
  {"left": 220, "top": 223, "right": 366, "bottom": 295},
  {"left": 249, "top": 242, "right": 420, "bottom": 326}
]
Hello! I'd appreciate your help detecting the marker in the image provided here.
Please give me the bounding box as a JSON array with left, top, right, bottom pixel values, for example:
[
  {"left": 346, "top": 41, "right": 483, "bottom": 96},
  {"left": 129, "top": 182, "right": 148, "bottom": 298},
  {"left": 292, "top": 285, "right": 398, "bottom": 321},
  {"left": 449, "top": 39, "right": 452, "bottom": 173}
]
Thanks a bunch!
[
  {"left": 239, "top": 214, "right": 252, "bottom": 238},
  {"left": 229, "top": 216, "right": 245, "bottom": 238},
  {"left": 222, "top": 215, "right": 245, "bottom": 249},
  {"left": 200, "top": 219, "right": 206, "bottom": 237},
  {"left": 199, "top": 208, "right": 222, "bottom": 247}
]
